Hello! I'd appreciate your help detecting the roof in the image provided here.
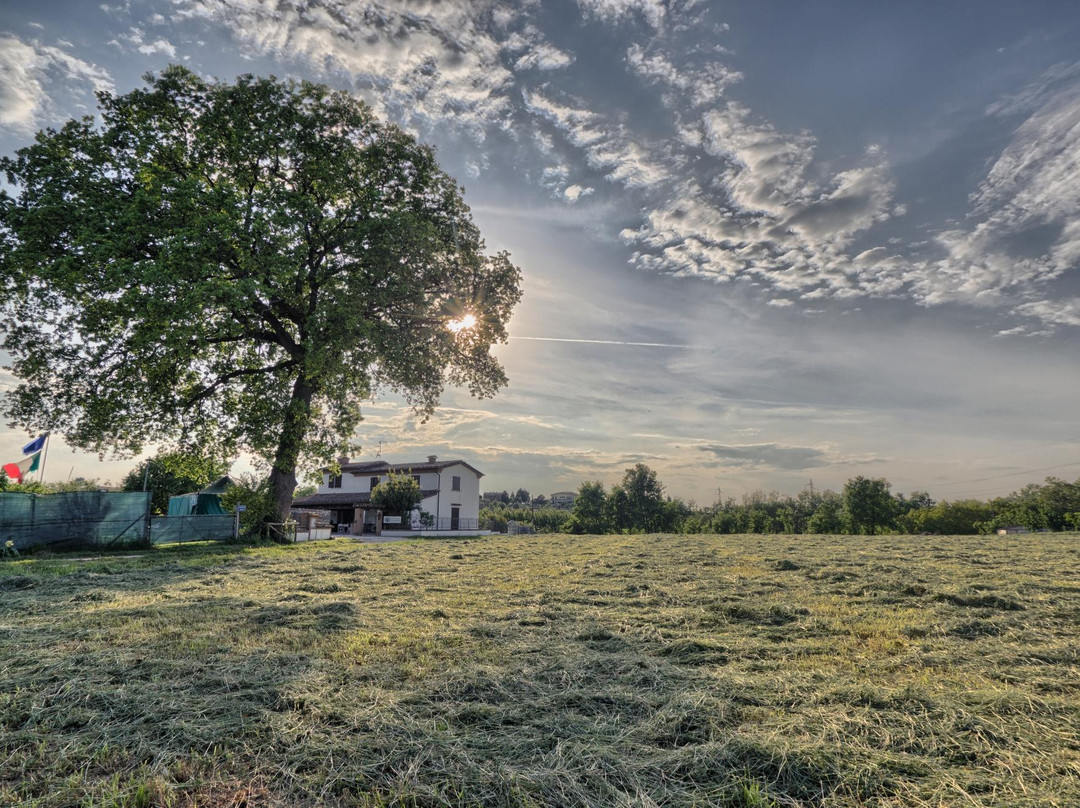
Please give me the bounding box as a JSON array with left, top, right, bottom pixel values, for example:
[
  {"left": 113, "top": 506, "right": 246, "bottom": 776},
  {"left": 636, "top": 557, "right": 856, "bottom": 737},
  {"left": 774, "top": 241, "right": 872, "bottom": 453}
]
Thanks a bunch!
[
  {"left": 336, "top": 458, "right": 484, "bottom": 478},
  {"left": 292, "top": 490, "right": 440, "bottom": 509},
  {"left": 176, "top": 475, "right": 234, "bottom": 498}
]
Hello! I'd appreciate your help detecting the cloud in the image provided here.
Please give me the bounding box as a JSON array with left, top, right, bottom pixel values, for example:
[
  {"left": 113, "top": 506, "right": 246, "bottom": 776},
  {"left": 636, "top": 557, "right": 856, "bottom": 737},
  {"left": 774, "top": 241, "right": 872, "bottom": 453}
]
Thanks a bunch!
[
  {"left": 575, "top": 0, "right": 667, "bottom": 30},
  {"left": 514, "top": 42, "right": 574, "bottom": 71},
  {"left": 905, "top": 65, "right": 1080, "bottom": 322},
  {"left": 697, "top": 443, "right": 830, "bottom": 471},
  {"left": 172, "top": 0, "right": 531, "bottom": 140},
  {"left": 171, "top": 2, "right": 1080, "bottom": 332},
  {"left": 0, "top": 35, "right": 113, "bottom": 130}
]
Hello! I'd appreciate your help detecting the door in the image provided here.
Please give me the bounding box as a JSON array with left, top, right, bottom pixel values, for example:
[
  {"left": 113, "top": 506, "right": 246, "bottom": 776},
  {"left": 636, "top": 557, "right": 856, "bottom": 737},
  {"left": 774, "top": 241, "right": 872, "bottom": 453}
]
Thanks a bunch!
[{"left": 450, "top": 506, "right": 460, "bottom": 531}]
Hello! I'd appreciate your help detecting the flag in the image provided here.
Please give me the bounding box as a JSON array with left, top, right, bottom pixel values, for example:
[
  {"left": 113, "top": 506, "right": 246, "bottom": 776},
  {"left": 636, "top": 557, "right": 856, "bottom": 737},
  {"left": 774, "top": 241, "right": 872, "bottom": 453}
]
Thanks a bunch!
[
  {"left": 21, "top": 434, "right": 47, "bottom": 455},
  {"left": 3, "top": 451, "right": 41, "bottom": 484}
]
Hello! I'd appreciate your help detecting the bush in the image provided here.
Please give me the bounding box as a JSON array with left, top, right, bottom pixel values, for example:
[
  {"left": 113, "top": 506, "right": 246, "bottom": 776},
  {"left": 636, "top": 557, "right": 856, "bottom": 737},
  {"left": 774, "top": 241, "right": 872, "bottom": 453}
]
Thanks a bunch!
[{"left": 220, "top": 474, "right": 277, "bottom": 539}]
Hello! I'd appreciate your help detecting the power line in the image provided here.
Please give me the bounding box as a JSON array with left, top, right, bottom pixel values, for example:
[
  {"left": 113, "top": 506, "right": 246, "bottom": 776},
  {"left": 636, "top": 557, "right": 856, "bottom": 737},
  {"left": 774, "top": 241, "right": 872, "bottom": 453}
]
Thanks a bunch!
[{"left": 931, "top": 459, "right": 1080, "bottom": 489}]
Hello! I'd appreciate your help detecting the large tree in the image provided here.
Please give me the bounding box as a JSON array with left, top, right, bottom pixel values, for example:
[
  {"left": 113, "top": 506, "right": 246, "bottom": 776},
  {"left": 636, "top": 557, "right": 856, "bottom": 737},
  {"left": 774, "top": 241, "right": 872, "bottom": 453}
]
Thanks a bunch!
[
  {"left": 618, "top": 463, "right": 667, "bottom": 533},
  {"left": 0, "top": 66, "right": 522, "bottom": 520},
  {"left": 842, "top": 476, "right": 897, "bottom": 535}
]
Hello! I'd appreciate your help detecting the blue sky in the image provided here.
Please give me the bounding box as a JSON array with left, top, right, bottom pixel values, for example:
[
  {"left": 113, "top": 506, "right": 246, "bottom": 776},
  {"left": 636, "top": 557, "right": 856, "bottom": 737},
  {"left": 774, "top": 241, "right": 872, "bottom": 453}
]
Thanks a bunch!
[{"left": 2, "top": 0, "right": 1080, "bottom": 502}]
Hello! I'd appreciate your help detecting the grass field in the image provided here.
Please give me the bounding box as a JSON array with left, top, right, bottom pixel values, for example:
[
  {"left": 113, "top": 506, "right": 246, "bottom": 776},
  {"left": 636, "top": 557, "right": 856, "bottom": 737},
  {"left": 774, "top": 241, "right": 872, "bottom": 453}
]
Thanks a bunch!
[{"left": 2, "top": 532, "right": 1079, "bottom": 807}]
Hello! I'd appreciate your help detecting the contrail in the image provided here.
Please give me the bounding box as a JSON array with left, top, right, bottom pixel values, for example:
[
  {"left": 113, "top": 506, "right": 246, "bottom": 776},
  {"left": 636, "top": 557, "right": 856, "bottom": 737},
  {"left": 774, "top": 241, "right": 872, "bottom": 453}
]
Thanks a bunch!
[{"left": 509, "top": 336, "right": 695, "bottom": 349}]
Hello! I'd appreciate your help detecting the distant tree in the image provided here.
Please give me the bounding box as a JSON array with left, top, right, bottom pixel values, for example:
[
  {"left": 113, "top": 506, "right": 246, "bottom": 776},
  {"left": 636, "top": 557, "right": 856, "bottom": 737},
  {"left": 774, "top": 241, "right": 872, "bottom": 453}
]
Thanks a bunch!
[
  {"left": 1032, "top": 477, "right": 1080, "bottom": 530},
  {"left": 806, "top": 491, "right": 845, "bottom": 534},
  {"left": 121, "top": 450, "right": 230, "bottom": 515},
  {"left": 566, "top": 481, "right": 610, "bottom": 534},
  {"left": 0, "top": 65, "right": 522, "bottom": 524},
  {"left": 978, "top": 498, "right": 1050, "bottom": 533},
  {"left": 897, "top": 491, "right": 935, "bottom": 515},
  {"left": 904, "top": 499, "right": 993, "bottom": 535},
  {"left": 618, "top": 463, "right": 667, "bottom": 533},
  {"left": 513, "top": 488, "right": 531, "bottom": 504},
  {"left": 842, "top": 476, "right": 897, "bottom": 534},
  {"left": 370, "top": 472, "right": 423, "bottom": 518},
  {"left": 45, "top": 478, "right": 106, "bottom": 493},
  {"left": 531, "top": 494, "right": 548, "bottom": 507}
]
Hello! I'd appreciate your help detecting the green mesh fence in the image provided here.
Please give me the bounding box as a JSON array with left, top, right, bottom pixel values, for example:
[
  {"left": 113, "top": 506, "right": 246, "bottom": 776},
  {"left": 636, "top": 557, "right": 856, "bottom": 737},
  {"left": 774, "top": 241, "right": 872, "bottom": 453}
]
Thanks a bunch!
[
  {"left": 149, "top": 514, "right": 236, "bottom": 544},
  {"left": 0, "top": 491, "right": 150, "bottom": 550}
]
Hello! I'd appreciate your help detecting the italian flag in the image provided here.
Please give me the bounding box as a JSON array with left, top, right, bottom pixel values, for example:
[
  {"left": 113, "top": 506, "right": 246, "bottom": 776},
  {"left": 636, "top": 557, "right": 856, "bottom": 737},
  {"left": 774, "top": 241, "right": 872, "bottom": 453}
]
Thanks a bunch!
[{"left": 3, "top": 451, "right": 41, "bottom": 484}]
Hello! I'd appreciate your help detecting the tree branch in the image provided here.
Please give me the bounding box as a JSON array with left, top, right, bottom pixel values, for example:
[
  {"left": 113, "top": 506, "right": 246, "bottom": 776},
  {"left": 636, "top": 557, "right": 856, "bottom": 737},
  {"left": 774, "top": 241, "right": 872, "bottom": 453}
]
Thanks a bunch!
[{"left": 182, "top": 357, "right": 300, "bottom": 410}]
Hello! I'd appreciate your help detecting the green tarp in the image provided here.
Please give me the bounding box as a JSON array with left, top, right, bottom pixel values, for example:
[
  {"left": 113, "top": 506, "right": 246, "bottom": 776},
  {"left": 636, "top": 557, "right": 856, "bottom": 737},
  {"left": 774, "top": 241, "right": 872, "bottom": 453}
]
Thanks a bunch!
[{"left": 166, "top": 476, "right": 232, "bottom": 515}]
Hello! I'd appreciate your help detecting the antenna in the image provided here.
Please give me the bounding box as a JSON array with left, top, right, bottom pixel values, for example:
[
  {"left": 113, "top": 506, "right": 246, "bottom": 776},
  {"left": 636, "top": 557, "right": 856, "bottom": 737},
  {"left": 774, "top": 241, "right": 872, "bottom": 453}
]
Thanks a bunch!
[{"left": 375, "top": 440, "right": 383, "bottom": 459}]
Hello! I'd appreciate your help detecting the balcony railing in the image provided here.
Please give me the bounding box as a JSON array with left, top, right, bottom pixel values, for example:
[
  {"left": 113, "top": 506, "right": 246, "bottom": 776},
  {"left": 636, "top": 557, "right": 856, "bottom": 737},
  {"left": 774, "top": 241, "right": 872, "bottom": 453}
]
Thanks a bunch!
[{"left": 391, "top": 517, "right": 479, "bottom": 532}]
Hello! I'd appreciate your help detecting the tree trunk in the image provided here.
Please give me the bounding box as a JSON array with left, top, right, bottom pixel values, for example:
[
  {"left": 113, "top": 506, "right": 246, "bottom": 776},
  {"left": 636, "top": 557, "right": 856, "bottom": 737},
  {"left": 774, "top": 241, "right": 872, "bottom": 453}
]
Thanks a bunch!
[{"left": 267, "top": 373, "right": 316, "bottom": 529}]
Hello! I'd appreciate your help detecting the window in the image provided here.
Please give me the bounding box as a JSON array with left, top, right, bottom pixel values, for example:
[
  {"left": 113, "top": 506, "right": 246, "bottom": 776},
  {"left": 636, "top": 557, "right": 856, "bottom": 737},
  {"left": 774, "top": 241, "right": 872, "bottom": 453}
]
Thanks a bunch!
[
  {"left": 370, "top": 476, "right": 380, "bottom": 490},
  {"left": 452, "top": 475, "right": 461, "bottom": 491},
  {"left": 328, "top": 474, "right": 342, "bottom": 489}
]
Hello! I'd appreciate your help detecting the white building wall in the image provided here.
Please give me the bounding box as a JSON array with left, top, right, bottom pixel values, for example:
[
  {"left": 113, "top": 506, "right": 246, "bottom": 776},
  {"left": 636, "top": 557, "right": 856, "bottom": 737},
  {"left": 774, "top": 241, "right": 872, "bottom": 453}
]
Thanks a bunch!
[
  {"left": 320, "top": 469, "right": 441, "bottom": 494},
  {"left": 316, "top": 463, "right": 481, "bottom": 527},
  {"left": 435, "top": 463, "right": 481, "bottom": 522}
]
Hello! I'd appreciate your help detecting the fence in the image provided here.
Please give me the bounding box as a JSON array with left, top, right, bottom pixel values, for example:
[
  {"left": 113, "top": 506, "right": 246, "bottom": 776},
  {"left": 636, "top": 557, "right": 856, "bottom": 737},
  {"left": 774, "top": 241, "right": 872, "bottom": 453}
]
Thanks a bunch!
[
  {"left": 0, "top": 491, "right": 150, "bottom": 550},
  {"left": 150, "top": 514, "right": 236, "bottom": 545},
  {"left": 397, "top": 517, "right": 480, "bottom": 532}
]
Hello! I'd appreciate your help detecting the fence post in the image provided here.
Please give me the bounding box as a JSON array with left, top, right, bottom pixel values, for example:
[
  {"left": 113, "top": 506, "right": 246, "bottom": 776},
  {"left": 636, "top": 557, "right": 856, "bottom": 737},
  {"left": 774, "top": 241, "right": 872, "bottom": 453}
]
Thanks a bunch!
[{"left": 144, "top": 491, "right": 152, "bottom": 545}]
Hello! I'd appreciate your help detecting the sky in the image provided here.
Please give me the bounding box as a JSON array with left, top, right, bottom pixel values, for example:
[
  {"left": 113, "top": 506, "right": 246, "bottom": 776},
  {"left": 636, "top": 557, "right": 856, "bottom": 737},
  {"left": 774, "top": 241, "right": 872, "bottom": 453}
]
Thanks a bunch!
[{"left": 1, "top": 0, "right": 1080, "bottom": 504}]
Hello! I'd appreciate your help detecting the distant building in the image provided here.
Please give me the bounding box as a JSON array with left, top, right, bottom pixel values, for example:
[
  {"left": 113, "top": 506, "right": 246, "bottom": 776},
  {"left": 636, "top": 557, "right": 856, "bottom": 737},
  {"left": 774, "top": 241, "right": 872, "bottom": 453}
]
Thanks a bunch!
[
  {"left": 550, "top": 491, "right": 577, "bottom": 508},
  {"left": 292, "top": 455, "right": 482, "bottom": 534},
  {"left": 996, "top": 525, "right": 1030, "bottom": 535}
]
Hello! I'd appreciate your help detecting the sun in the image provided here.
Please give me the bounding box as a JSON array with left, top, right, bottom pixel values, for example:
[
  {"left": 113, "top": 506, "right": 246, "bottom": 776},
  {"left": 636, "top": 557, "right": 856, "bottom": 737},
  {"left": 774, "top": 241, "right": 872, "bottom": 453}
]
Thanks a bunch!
[{"left": 447, "top": 313, "right": 477, "bottom": 333}]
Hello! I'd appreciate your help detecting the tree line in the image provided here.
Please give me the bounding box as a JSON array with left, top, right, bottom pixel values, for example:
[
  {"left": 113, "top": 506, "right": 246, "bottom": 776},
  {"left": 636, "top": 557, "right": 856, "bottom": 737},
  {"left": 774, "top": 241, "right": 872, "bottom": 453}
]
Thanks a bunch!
[{"left": 481, "top": 464, "right": 1080, "bottom": 535}]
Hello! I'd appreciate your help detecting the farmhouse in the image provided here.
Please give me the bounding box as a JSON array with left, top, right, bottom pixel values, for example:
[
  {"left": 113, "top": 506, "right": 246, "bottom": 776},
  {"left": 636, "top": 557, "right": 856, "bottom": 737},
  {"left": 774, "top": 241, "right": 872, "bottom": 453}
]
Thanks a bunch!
[
  {"left": 292, "top": 455, "right": 483, "bottom": 535},
  {"left": 550, "top": 491, "right": 577, "bottom": 508}
]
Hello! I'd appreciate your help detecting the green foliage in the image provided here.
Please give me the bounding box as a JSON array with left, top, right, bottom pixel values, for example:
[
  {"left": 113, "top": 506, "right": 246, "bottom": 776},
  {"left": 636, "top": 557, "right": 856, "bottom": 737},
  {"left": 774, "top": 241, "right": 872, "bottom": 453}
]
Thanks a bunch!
[
  {"left": 0, "top": 65, "right": 522, "bottom": 522},
  {"left": 617, "top": 463, "right": 667, "bottom": 533},
  {"left": 121, "top": 450, "right": 230, "bottom": 515},
  {"left": 219, "top": 473, "right": 276, "bottom": 538},
  {"left": 370, "top": 471, "right": 423, "bottom": 517},
  {"left": 0, "top": 472, "right": 107, "bottom": 495},
  {"left": 479, "top": 505, "right": 569, "bottom": 533},
  {"left": 566, "top": 481, "right": 610, "bottom": 534},
  {"left": 901, "top": 499, "right": 993, "bottom": 535},
  {"left": 842, "top": 476, "right": 897, "bottom": 535}
]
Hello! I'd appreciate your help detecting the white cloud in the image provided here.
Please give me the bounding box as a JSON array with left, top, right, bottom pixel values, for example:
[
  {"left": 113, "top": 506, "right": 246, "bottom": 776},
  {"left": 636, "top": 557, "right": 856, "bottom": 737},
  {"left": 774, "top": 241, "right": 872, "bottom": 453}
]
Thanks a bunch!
[
  {"left": 170, "top": 0, "right": 536, "bottom": 140},
  {"left": 0, "top": 35, "right": 113, "bottom": 131},
  {"left": 575, "top": 0, "right": 666, "bottom": 30},
  {"left": 514, "top": 42, "right": 574, "bottom": 71},
  {"left": 166, "top": 1, "right": 1080, "bottom": 332},
  {"left": 137, "top": 37, "right": 177, "bottom": 57},
  {"left": 563, "top": 184, "right": 594, "bottom": 202}
]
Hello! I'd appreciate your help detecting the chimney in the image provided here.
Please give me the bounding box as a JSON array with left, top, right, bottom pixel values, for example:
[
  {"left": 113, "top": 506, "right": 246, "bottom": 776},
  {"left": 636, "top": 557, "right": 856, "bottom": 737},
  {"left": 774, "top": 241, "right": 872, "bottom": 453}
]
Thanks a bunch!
[
  {"left": 427, "top": 455, "right": 437, "bottom": 463},
  {"left": 337, "top": 455, "right": 350, "bottom": 465}
]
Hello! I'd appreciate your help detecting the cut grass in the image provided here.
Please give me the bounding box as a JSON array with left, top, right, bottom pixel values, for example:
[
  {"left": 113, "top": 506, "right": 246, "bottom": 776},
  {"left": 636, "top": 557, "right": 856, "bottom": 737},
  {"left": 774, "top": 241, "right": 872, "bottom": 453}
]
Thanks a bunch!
[{"left": 2, "top": 532, "right": 1079, "bottom": 806}]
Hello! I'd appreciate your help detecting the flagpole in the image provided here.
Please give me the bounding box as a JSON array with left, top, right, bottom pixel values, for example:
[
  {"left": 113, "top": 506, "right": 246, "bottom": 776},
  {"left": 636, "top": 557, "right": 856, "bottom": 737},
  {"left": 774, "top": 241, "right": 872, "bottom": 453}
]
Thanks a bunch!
[{"left": 39, "top": 433, "right": 49, "bottom": 485}]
